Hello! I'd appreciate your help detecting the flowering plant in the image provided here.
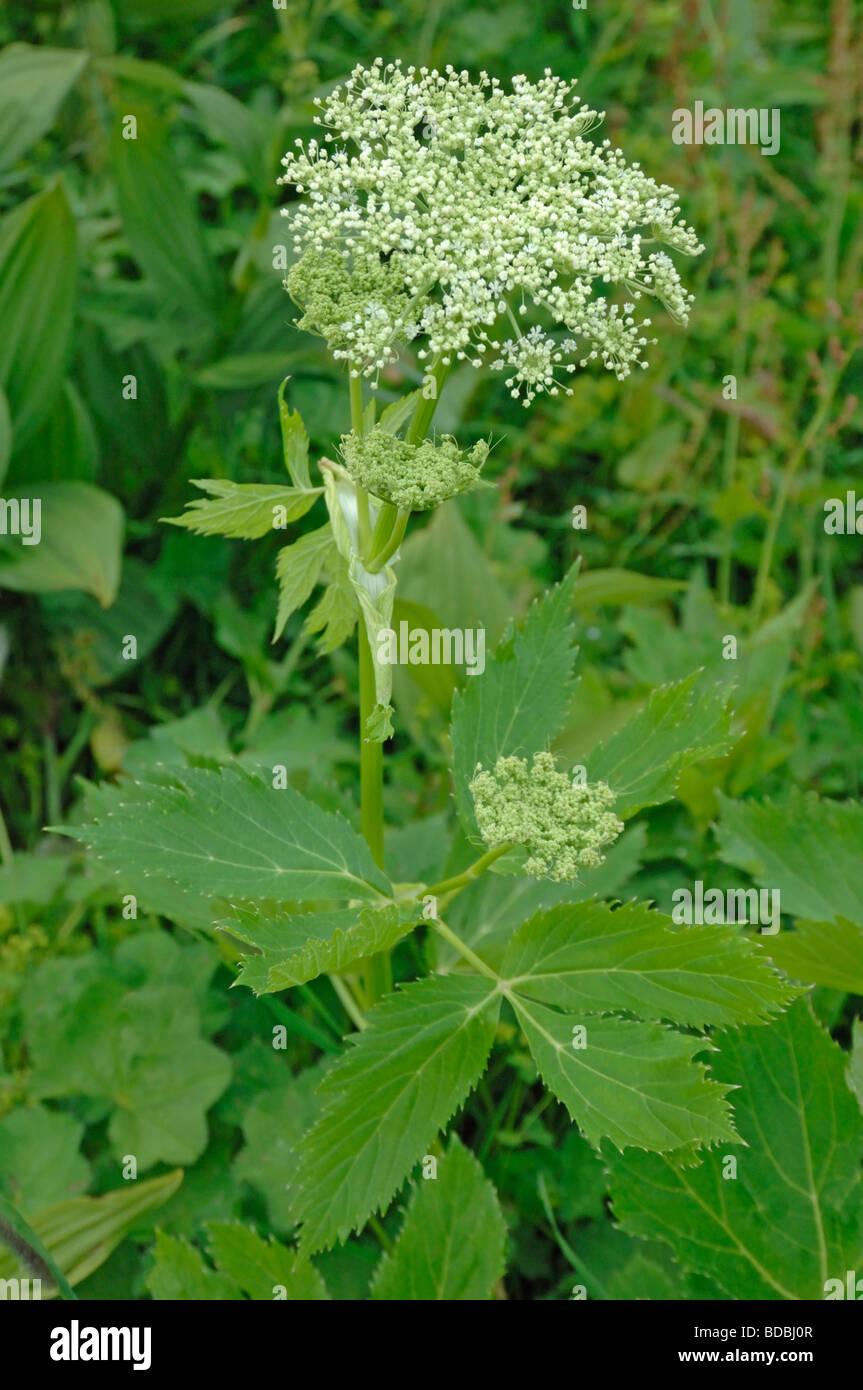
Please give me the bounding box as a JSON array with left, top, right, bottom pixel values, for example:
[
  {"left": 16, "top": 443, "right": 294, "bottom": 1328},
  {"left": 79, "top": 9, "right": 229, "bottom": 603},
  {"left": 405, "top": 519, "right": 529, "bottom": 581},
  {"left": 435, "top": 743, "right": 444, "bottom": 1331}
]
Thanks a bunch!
[{"left": 69, "top": 61, "right": 803, "bottom": 1295}]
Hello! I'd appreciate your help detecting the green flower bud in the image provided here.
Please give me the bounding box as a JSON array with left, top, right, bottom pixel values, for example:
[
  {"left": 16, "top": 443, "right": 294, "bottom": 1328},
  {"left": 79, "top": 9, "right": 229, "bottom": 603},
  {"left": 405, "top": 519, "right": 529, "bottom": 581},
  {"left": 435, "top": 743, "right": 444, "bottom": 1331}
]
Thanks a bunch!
[
  {"left": 469, "top": 751, "right": 623, "bottom": 882},
  {"left": 341, "top": 427, "right": 489, "bottom": 511},
  {"left": 286, "top": 248, "right": 417, "bottom": 363}
]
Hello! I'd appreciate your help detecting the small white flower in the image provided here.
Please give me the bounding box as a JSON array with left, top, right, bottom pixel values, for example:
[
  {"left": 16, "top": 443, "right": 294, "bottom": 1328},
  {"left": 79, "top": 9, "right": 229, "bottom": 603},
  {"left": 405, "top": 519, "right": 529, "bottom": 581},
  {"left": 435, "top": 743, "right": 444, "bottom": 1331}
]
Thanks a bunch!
[{"left": 279, "top": 61, "right": 702, "bottom": 397}]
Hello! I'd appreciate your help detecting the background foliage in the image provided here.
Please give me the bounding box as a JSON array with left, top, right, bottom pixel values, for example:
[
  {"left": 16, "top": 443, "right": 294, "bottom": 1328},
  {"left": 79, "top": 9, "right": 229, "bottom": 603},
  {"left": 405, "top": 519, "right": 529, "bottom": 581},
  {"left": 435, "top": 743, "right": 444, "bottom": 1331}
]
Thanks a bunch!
[{"left": 0, "top": 0, "right": 861, "bottom": 1301}]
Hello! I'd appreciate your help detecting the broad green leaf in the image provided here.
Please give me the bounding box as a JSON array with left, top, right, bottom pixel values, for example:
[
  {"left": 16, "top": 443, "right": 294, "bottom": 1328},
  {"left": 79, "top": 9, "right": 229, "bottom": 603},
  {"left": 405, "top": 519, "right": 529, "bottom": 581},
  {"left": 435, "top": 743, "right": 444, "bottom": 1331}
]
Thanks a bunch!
[
  {"left": 0, "top": 1106, "right": 89, "bottom": 1216},
  {"left": 0, "top": 853, "right": 69, "bottom": 906},
  {"left": 760, "top": 916, "right": 863, "bottom": 995},
  {"left": 182, "top": 80, "right": 269, "bottom": 189},
  {"left": 399, "top": 502, "right": 513, "bottom": 645},
  {"left": 112, "top": 108, "right": 219, "bottom": 327},
  {"left": 503, "top": 900, "right": 798, "bottom": 1028},
  {"left": 0, "top": 482, "right": 123, "bottom": 606},
  {"left": 233, "top": 1063, "right": 329, "bottom": 1232},
  {"left": 606, "top": 1001, "right": 863, "bottom": 1299},
  {"left": 163, "top": 478, "right": 322, "bottom": 540},
  {"left": 223, "top": 902, "right": 415, "bottom": 993},
  {"left": 511, "top": 998, "right": 735, "bottom": 1153},
  {"left": 147, "top": 1232, "right": 240, "bottom": 1300},
  {"left": 370, "top": 1136, "right": 506, "bottom": 1301},
  {"left": 193, "top": 353, "right": 303, "bottom": 391},
  {"left": 0, "top": 1171, "right": 182, "bottom": 1294},
  {"left": 278, "top": 378, "right": 312, "bottom": 488},
  {"left": 290, "top": 975, "right": 501, "bottom": 1253},
  {"left": 206, "top": 1222, "right": 329, "bottom": 1301},
  {"left": 0, "top": 387, "right": 10, "bottom": 485},
  {"left": 451, "top": 566, "right": 580, "bottom": 835},
  {"left": 588, "top": 672, "right": 734, "bottom": 818},
  {"left": 28, "top": 982, "right": 232, "bottom": 1168},
  {"left": 716, "top": 790, "right": 863, "bottom": 926},
  {"left": 57, "top": 764, "right": 392, "bottom": 903},
  {"left": 572, "top": 568, "right": 686, "bottom": 609},
  {"left": 0, "top": 183, "right": 76, "bottom": 448},
  {"left": 0, "top": 45, "right": 88, "bottom": 173}
]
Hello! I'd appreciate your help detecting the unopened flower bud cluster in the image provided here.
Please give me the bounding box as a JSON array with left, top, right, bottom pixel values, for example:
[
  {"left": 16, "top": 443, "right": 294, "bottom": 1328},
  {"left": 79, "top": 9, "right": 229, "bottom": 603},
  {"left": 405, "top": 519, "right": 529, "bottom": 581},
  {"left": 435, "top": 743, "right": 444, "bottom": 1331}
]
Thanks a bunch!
[
  {"left": 280, "top": 60, "right": 702, "bottom": 399},
  {"left": 470, "top": 751, "right": 624, "bottom": 880},
  {"left": 341, "top": 427, "right": 489, "bottom": 510}
]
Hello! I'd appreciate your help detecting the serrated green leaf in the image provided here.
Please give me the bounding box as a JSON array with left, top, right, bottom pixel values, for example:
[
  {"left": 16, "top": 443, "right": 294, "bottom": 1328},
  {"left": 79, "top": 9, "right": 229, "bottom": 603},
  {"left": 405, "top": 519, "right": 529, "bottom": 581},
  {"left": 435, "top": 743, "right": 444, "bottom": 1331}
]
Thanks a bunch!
[
  {"left": 57, "top": 764, "right": 391, "bottom": 904},
  {"left": 370, "top": 1136, "right": 506, "bottom": 1300},
  {"left": 716, "top": 790, "right": 863, "bottom": 926},
  {"left": 511, "top": 997, "right": 736, "bottom": 1153},
  {"left": 278, "top": 378, "right": 312, "bottom": 488},
  {"left": 147, "top": 1231, "right": 241, "bottom": 1300},
  {"left": 290, "top": 975, "right": 501, "bottom": 1253},
  {"left": 274, "top": 525, "right": 333, "bottom": 640},
  {"left": 451, "top": 566, "right": 580, "bottom": 836},
  {"left": 0, "top": 1171, "right": 182, "bottom": 1294},
  {"left": 223, "top": 902, "right": 414, "bottom": 992},
  {"left": 606, "top": 1000, "right": 863, "bottom": 1298},
  {"left": 588, "top": 673, "right": 734, "bottom": 818},
  {"left": 503, "top": 900, "right": 798, "bottom": 1028},
  {"left": 163, "top": 478, "right": 322, "bottom": 540},
  {"left": 206, "top": 1222, "right": 329, "bottom": 1300},
  {"left": 304, "top": 546, "right": 358, "bottom": 653},
  {"left": 759, "top": 916, "right": 863, "bottom": 994}
]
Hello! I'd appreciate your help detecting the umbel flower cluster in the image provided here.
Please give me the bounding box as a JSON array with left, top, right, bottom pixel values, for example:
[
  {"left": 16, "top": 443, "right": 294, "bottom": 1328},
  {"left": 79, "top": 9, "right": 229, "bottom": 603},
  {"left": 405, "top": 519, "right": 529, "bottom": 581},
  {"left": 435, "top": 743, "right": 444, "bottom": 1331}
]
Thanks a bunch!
[
  {"left": 470, "top": 752, "right": 624, "bottom": 880},
  {"left": 341, "top": 427, "right": 489, "bottom": 510},
  {"left": 280, "top": 61, "right": 702, "bottom": 400}
]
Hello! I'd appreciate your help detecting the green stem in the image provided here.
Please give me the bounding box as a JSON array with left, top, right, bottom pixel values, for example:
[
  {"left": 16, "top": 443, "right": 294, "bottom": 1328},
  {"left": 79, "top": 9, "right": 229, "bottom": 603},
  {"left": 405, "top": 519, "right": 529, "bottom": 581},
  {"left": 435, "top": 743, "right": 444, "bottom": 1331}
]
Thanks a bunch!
[
  {"left": 349, "top": 367, "right": 372, "bottom": 555},
  {"left": 425, "top": 843, "right": 514, "bottom": 900},
  {"left": 367, "top": 500, "right": 398, "bottom": 560},
  {"left": 366, "top": 509, "right": 410, "bottom": 574},
  {"left": 405, "top": 357, "right": 450, "bottom": 444},
  {"left": 427, "top": 916, "right": 503, "bottom": 986},
  {"left": 751, "top": 385, "right": 837, "bottom": 626},
  {"left": 358, "top": 623, "right": 391, "bottom": 1004}
]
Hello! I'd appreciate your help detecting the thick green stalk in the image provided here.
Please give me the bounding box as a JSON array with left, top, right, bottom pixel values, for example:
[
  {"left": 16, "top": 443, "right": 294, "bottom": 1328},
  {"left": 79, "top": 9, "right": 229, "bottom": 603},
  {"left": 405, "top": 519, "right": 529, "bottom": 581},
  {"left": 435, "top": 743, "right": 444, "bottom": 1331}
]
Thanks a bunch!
[{"left": 358, "top": 624, "right": 392, "bottom": 1003}]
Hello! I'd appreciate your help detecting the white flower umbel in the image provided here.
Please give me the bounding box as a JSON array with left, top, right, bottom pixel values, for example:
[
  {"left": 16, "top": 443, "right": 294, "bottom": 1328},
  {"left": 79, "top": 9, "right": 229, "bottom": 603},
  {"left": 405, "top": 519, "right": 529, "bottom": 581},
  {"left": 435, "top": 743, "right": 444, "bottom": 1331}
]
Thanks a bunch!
[{"left": 280, "top": 61, "right": 702, "bottom": 397}]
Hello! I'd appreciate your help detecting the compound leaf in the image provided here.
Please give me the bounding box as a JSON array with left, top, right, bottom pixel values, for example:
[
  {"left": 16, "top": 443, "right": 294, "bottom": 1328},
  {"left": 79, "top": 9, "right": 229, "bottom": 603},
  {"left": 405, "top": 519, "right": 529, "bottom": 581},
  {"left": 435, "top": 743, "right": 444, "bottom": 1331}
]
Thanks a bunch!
[
  {"left": 588, "top": 673, "right": 734, "bottom": 818},
  {"left": 511, "top": 997, "right": 736, "bottom": 1153},
  {"left": 57, "top": 765, "right": 391, "bottom": 904},
  {"left": 223, "top": 901, "right": 415, "bottom": 993},
  {"left": 606, "top": 1000, "right": 863, "bottom": 1299},
  {"left": 290, "top": 974, "right": 501, "bottom": 1253},
  {"left": 716, "top": 790, "right": 863, "bottom": 927},
  {"left": 206, "top": 1222, "right": 329, "bottom": 1301},
  {"left": 503, "top": 900, "right": 798, "bottom": 1028},
  {"left": 163, "top": 478, "right": 322, "bottom": 539},
  {"left": 370, "top": 1136, "right": 506, "bottom": 1301}
]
